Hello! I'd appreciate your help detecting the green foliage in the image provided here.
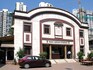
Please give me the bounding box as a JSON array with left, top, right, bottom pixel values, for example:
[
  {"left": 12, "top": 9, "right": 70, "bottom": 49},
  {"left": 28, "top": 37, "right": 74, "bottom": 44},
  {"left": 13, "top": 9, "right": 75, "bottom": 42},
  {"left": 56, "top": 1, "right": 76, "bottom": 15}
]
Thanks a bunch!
[
  {"left": 87, "top": 52, "right": 93, "bottom": 59},
  {"left": 39, "top": 52, "right": 47, "bottom": 59},
  {"left": 16, "top": 48, "right": 25, "bottom": 58},
  {"left": 8, "top": 28, "right": 14, "bottom": 36},
  {"left": 77, "top": 51, "right": 84, "bottom": 60}
]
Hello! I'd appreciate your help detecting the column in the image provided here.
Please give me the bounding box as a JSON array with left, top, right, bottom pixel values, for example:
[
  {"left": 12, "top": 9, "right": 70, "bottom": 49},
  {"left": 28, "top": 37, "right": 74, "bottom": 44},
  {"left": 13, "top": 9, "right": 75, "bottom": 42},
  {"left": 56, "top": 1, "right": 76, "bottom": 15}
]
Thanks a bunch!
[
  {"left": 6, "top": 49, "right": 7, "bottom": 61},
  {"left": 72, "top": 46, "right": 74, "bottom": 58},
  {"left": 64, "top": 46, "right": 67, "bottom": 59},
  {"left": 49, "top": 45, "right": 52, "bottom": 59}
]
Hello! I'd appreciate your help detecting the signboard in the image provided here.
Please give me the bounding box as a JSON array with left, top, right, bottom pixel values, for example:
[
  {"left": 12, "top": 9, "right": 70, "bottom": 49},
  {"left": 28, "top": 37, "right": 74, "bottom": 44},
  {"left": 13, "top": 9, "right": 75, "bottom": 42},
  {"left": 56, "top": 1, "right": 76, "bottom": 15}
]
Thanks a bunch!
[{"left": 42, "top": 40, "right": 73, "bottom": 45}]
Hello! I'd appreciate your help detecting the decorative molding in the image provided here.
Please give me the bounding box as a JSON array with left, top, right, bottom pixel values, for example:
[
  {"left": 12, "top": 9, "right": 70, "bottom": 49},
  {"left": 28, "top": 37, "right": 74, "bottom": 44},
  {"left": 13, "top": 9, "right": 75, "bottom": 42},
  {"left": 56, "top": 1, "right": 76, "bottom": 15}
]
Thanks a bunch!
[{"left": 54, "top": 21, "right": 63, "bottom": 27}]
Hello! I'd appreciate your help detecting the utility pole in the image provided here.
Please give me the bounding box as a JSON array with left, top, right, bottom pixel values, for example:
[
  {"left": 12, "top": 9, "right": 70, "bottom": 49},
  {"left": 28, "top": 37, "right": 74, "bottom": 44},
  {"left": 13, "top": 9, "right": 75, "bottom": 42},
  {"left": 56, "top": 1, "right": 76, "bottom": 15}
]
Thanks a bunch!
[
  {"left": 77, "top": 0, "right": 83, "bottom": 22},
  {"left": 78, "top": 0, "right": 81, "bottom": 9}
]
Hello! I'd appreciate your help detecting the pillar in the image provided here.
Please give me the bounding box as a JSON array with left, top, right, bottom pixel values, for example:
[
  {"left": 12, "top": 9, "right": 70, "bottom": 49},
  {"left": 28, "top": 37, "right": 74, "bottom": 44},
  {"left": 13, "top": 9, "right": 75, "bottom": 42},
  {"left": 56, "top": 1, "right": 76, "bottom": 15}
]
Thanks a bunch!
[
  {"left": 64, "top": 46, "right": 67, "bottom": 59},
  {"left": 6, "top": 49, "right": 7, "bottom": 61},
  {"left": 49, "top": 45, "right": 52, "bottom": 59},
  {"left": 72, "top": 46, "right": 74, "bottom": 58}
]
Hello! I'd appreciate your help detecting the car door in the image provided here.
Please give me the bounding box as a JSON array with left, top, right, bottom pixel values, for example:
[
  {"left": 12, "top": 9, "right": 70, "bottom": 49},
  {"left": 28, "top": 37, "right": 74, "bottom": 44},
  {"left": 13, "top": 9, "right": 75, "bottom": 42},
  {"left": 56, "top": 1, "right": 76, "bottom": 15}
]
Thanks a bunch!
[
  {"left": 33, "top": 56, "right": 44, "bottom": 67},
  {"left": 26, "top": 56, "right": 36, "bottom": 67}
]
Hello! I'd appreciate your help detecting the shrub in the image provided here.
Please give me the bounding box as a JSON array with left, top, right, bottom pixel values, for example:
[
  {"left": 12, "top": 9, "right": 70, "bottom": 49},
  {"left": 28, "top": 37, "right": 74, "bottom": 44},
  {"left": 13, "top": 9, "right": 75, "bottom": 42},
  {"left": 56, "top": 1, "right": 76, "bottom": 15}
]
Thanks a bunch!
[
  {"left": 77, "top": 51, "right": 84, "bottom": 62},
  {"left": 39, "top": 52, "right": 47, "bottom": 59},
  {"left": 16, "top": 48, "right": 25, "bottom": 58},
  {"left": 87, "top": 52, "right": 93, "bottom": 60}
]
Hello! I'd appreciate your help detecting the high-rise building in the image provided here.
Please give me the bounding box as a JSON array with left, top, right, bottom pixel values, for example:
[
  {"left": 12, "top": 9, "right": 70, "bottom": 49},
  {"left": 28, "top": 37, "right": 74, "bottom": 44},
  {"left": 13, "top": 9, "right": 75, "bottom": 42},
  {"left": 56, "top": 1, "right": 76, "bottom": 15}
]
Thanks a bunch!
[
  {"left": 16, "top": 2, "right": 27, "bottom": 12},
  {"left": 72, "top": 9, "right": 93, "bottom": 37},
  {"left": 0, "top": 9, "right": 13, "bottom": 37},
  {"left": 0, "top": 2, "right": 27, "bottom": 37},
  {"left": 0, "top": 11, "right": 3, "bottom": 37}
]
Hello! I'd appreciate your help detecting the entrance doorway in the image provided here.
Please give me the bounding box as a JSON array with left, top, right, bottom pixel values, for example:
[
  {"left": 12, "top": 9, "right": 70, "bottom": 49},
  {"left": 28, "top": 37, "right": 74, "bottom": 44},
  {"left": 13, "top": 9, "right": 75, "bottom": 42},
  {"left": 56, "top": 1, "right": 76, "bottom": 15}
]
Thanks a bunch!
[
  {"left": 7, "top": 50, "right": 14, "bottom": 60},
  {"left": 43, "top": 44, "right": 72, "bottom": 59},
  {"left": 67, "top": 46, "right": 72, "bottom": 59},
  {"left": 0, "top": 49, "right": 6, "bottom": 64},
  {"left": 24, "top": 46, "right": 32, "bottom": 55},
  {"left": 52, "top": 45, "right": 65, "bottom": 59},
  {"left": 43, "top": 45, "right": 49, "bottom": 59},
  {"left": 58, "top": 47, "right": 65, "bottom": 59}
]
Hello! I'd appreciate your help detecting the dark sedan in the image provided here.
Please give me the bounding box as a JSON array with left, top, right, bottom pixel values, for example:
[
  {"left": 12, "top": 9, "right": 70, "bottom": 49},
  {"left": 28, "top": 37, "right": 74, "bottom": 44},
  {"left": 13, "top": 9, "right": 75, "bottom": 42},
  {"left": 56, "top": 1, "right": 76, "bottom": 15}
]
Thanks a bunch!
[{"left": 18, "top": 55, "right": 51, "bottom": 68}]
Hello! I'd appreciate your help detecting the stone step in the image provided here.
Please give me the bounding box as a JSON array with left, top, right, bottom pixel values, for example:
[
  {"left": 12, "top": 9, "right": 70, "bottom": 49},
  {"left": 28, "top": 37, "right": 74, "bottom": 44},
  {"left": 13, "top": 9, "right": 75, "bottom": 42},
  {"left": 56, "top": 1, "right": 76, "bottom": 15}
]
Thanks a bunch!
[
  {"left": 6, "top": 60, "right": 13, "bottom": 64},
  {"left": 65, "top": 59, "right": 76, "bottom": 63},
  {"left": 50, "top": 59, "right": 76, "bottom": 64}
]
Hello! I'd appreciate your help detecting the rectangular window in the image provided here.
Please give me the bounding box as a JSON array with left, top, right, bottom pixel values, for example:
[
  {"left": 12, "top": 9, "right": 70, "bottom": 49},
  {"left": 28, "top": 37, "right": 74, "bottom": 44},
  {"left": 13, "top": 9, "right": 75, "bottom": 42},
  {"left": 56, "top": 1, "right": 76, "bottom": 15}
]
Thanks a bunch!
[
  {"left": 81, "top": 39, "right": 83, "bottom": 44},
  {"left": 24, "top": 46, "right": 31, "bottom": 55},
  {"left": 66, "top": 28, "right": 71, "bottom": 36},
  {"left": 44, "top": 25, "right": 50, "bottom": 34},
  {"left": 24, "top": 23, "right": 31, "bottom": 32},
  {"left": 26, "top": 34, "right": 29, "bottom": 41},
  {"left": 80, "top": 30, "right": 84, "bottom": 37},
  {"left": 80, "top": 46, "right": 84, "bottom": 53}
]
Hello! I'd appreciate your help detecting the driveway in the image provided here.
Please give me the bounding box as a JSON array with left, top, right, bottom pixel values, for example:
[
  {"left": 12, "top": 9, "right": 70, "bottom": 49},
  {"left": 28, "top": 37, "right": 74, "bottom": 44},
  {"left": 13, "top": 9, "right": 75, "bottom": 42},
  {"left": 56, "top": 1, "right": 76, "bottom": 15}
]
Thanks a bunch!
[{"left": 0, "top": 62, "right": 93, "bottom": 70}]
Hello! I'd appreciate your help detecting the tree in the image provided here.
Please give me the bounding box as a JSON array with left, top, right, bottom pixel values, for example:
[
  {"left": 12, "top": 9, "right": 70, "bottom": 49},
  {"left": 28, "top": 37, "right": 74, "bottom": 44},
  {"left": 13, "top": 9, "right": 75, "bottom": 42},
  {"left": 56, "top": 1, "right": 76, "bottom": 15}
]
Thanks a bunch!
[{"left": 8, "top": 27, "right": 14, "bottom": 36}]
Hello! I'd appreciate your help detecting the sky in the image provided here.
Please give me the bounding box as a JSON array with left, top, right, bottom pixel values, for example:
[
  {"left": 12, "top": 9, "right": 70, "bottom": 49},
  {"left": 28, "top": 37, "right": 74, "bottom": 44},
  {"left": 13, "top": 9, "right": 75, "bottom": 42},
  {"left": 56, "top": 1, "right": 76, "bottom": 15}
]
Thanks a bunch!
[{"left": 0, "top": 0, "right": 93, "bottom": 12}]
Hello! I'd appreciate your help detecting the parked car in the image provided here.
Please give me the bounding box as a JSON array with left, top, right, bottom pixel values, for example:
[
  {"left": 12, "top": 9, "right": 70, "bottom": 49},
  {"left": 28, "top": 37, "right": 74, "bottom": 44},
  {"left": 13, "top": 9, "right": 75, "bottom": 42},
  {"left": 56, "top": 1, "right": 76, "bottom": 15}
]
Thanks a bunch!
[{"left": 18, "top": 55, "right": 51, "bottom": 68}]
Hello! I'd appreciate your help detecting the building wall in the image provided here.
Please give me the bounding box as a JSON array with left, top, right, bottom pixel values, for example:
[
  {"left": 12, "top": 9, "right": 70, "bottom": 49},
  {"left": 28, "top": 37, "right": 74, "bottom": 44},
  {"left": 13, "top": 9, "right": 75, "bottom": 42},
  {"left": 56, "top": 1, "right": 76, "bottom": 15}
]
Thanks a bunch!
[
  {"left": 14, "top": 19, "right": 24, "bottom": 59},
  {"left": 31, "top": 20, "right": 40, "bottom": 56},
  {"left": 84, "top": 29, "right": 90, "bottom": 57}
]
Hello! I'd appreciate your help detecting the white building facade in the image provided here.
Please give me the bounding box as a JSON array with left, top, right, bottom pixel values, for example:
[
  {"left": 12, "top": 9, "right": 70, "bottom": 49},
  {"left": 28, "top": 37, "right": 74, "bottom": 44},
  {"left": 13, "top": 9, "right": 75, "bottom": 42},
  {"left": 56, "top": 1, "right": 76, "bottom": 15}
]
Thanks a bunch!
[{"left": 14, "top": 7, "right": 89, "bottom": 60}]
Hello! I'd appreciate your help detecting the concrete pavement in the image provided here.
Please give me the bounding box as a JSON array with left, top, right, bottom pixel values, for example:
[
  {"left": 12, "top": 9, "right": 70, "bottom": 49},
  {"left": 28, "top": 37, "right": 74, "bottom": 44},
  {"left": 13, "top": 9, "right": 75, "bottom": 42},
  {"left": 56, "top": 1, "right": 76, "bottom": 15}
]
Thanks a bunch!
[{"left": 0, "top": 62, "right": 93, "bottom": 70}]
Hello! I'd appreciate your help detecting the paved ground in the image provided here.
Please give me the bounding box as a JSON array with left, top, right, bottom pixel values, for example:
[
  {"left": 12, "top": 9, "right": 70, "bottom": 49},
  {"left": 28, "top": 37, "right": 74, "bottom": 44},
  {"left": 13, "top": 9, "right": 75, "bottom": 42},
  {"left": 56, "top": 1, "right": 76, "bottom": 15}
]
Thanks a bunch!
[{"left": 0, "top": 62, "right": 93, "bottom": 70}]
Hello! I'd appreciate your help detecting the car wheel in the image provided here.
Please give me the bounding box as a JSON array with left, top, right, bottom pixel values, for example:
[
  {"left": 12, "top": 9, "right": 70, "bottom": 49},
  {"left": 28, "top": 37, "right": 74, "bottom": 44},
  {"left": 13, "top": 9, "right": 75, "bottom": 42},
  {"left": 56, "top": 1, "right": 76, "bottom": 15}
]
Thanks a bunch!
[
  {"left": 24, "top": 64, "right": 30, "bottom": 69},
  {"left": 45, "top": 63, "right": 50, "bottom": 67}
]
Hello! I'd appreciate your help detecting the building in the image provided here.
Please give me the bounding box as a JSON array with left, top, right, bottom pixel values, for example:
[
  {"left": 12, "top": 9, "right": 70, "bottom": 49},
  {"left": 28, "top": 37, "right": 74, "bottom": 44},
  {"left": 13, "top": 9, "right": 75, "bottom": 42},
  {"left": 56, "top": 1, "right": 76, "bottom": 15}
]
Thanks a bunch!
[
  {"left": 16, "top": 2, "right": 27, "bottom": 12},
  {"left": 0, "top": 9, "right": 13, "bottom": 37},
  {"left": 0, "top": 36, "right": 14, "bottom": 64},
  {"left": 0, "top": 11, "right": 2, "bottom": 36},
  {"left": 13, "top": 6, "right": 89, "bottom": 60},
  {"left": 72, "top": 8, "right": 93, "bottom": 50}
]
